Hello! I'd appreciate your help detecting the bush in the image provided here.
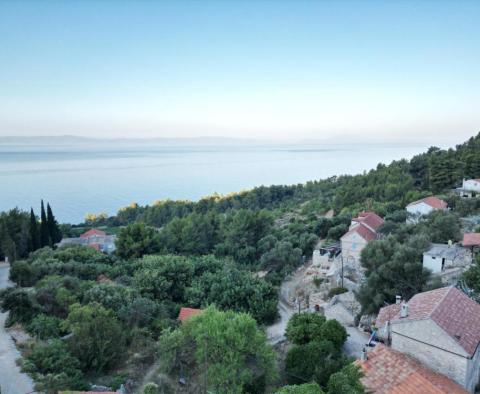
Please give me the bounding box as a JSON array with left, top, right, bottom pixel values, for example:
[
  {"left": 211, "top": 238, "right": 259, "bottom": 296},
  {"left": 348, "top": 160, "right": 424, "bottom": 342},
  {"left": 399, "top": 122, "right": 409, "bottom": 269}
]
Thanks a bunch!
[
  {"left": 27, "top": 314, "right": 63, "bottom": 339},
  {"left": 327, "top": 287, "right": 348, "bottom": 298},
  {"left": 22, "top": 340, "right": 86, "bottom": 391}
]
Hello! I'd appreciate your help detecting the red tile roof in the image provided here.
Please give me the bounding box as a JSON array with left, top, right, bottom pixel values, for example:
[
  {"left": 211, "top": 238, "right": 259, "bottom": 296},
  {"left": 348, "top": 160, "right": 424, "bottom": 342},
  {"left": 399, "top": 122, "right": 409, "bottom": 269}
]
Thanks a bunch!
[
  {"left": 376, "top": 287, "right": 480, "bottom": 356},
  {"left": 407, "top": 197, "right": 447, "bottom": 209},
  {"left": 462, "top": 233, "right": 480, "bottom": 247},
  {"left": 358, "top": 345, "right": 467, "bottom": 394},
  {"left": 80, "top": 228, "right": 107, "bottom": 238},
  {"left": 342, "top": 222, "right": 377, "bottom": 242},
  {"left": 353, "top": 211, "right": 385, "bottom": 231},
  {"left": 376, "top": 303, "right": 401, "bottom": 327},
  {"left": 178, "top": 307, "right": 202, "bottom": 323}
]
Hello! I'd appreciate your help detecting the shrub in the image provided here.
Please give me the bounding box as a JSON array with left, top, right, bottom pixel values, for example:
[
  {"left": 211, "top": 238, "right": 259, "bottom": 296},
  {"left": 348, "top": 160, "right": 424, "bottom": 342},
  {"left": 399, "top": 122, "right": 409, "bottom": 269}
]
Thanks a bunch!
[{"left": 327, "top": 287, "right": 348, "bottom": 298}]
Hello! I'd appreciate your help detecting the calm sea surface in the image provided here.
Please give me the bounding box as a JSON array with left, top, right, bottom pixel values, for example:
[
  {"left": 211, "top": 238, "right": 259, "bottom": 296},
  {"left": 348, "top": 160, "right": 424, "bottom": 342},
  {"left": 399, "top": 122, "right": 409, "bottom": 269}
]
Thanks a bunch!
[{"left": 0, "top": 142, "right": 429, "bottom": 223}]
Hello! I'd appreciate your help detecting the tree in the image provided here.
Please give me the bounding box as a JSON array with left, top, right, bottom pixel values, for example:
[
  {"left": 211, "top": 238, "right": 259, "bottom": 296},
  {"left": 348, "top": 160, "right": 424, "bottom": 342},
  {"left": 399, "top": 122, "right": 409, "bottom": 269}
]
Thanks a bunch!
[
  {"left": 118, "top": 297, "right": 159, "bottom": 327},
  {"left": 0, "top": 288, "right": 39, "bottom": 325},
  {"left": 40, "top": 200, "right": 50, "bottom": 247},
  {"left": 215, "top": 209, "right": 273, "bottom": 265},
  {"left": 143, "top": 383, "right": 159, "bottom": 394},
  {"left": 358, "top": 232, "right": 431, "bottom": 314},
  {"left": 186, "top": 263, "right": 278, "bottom": 324},
  {"left": 29, "top": 208, "right": 40, "bottom": 252},
  {"left": 116, "top": 222, "right": 160, "bottom": 259},
  {"left": 27, "top": 314, "right": 63, "bottom": 339},
  {"left": 159, "top": 307, "right": 277, "bottom": 394},
  {"left": 285, "top": 340, "right": 348, "bottom": 387},
  {"left": 46, "top": 203, "right": 62, "bottom": 245},
  {"left": 63, "top": 302, "right": 125, "bottom": 373},
  {"left": 133, "top": 255, "right": 194, "bottom": 302},
  {"left": 276, "top": 383, "right": 325, "bottom": 394},
  {"left": 285, "top": 313, "right": 327, "bottom": 345},
  {"left": 326, "top": 364, "right": 365, "bottom": 394},
  {"left": 21, "top": 340, "right": 86, "bottom": 392},
  {"left": 463, "top": 255, "right": 480, "bottom": 293},
  {"left": 285, "top": 314, "right": 346, "bottom": 349}
]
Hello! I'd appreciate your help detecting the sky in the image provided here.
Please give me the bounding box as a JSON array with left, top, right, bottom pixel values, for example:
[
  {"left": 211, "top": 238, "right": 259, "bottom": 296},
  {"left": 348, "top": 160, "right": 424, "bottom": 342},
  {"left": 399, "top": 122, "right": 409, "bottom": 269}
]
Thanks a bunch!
[{"left": 1, "top": 0, "right": 479, "bottom": 143}]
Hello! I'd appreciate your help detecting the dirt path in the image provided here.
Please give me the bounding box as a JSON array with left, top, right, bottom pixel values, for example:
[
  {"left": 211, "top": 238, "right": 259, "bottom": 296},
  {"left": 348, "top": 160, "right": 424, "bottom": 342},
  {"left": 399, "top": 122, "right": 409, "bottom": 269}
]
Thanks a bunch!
[
  {"left": 0, "top": 263, "right": 35, "bottom": 394},
  {"left": 266, "top": 279, "right": 294, "bottom": 344}
]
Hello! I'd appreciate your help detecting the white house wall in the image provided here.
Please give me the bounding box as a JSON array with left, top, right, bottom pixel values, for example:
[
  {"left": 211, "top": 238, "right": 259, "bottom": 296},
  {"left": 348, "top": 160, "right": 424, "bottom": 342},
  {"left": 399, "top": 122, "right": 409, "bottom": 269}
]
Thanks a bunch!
[{"left": 464, "top": 180, "right": 480, "bottom": 192}]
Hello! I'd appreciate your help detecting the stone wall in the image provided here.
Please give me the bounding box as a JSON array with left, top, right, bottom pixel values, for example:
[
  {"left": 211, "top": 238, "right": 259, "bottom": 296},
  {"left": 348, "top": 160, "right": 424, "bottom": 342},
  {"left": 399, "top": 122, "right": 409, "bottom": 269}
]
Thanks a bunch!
[{"left": 391, "top": 319, "right": 470, "bottom": 389}]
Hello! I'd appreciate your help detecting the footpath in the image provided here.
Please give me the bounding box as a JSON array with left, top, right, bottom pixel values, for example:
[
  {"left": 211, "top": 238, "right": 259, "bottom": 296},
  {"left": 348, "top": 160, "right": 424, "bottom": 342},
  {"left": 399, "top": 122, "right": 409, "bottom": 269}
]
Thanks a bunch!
[{"left": 0, "top": 262, "right": 35, "bottom": 394}]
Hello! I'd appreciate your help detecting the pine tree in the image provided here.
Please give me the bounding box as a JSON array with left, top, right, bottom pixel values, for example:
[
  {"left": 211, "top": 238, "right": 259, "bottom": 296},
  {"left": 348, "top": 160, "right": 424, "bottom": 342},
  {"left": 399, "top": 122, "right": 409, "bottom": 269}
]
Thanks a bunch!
[
  {"left": 46, "top": 203, "right": 62, "bottom": 245},
  {"left": 40, "top": 200, "right": 50, "bottom": 247},
  {"left": 28, "top": 208, "right": 40, "bottom": 252}
]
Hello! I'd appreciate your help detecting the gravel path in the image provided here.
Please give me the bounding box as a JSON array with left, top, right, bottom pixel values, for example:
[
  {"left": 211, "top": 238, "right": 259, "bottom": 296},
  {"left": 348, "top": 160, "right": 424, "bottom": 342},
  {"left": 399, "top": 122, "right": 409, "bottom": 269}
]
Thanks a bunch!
[{"left": 0, "top": 263, "right": 35, "bottom": 394}]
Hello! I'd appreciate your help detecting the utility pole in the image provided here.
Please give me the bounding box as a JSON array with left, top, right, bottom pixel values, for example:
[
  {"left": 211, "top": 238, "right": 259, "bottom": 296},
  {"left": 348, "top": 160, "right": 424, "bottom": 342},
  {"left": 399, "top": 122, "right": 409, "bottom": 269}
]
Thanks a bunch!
[{"left": 341, "top": 255, "right": 344, "bottom": 288}]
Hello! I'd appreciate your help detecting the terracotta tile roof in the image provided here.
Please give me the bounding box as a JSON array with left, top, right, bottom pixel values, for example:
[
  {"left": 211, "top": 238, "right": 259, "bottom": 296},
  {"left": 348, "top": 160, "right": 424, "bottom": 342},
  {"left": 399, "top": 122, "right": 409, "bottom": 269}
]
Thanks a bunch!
[
  {"left": 342, "top": 222, "right": 377, "bottom": 242},
  {"left": 358, "top": 345, "right": 467, "bottom": 394},
  {"left": 462, "top": 233, "right": 480, "bottom": 247},
  {"left": 376, "top": 287, "right": 480, "bottom": 356},
  {"left": 178, "top": 307, "right": 202, "bottom": 323},
  {"left": 376, "top": 303, "right": 401, "bottom": 327},
  {"left": 407, "top": 196, "right": 447, "bottom": 209},
  {"left": 80, "top": 228, "right": 107, "bottom": 238},
  {"left": 353, "top": 211, "right": 385, "bottom": 231}
]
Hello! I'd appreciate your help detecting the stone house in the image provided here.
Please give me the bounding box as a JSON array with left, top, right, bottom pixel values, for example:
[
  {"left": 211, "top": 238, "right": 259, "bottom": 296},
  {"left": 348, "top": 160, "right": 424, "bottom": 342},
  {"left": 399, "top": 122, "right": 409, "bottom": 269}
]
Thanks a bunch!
[
  {"left": 463, "top": 233, "right": 480, "bottom": 257},
  {"left": 406, "top": 196, "right": 448, "bottom": 223},
  {"left": 375, "top": 286, "right": 480, "bottom": 393},
  {"left": 423, "top": 243, "right": 472, "bottom": 283},
  {"left": 358, "top": 344, "right": 467, "bottom": 394},
  {"left": 340, "top": 211, "right": 384, "bottom": 265}
]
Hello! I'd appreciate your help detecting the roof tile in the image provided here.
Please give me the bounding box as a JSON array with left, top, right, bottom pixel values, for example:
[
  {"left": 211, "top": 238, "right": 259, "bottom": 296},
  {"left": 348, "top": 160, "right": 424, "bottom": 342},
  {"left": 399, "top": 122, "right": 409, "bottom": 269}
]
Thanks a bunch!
[{"left": 358, "top": 345, "right": 467, "bottom": 394}]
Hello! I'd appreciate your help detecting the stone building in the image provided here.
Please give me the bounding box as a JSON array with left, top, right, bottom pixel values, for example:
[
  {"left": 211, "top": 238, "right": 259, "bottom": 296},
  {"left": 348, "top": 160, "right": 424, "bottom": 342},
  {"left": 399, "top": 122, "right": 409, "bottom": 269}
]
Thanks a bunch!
[
  {"left": 340, "top": 211, "right": 384, "bottom": 265},
  {"left": 375, "top": 286, "right": 480, "bottom": 393},
  {"left": 423, "top": 243, "right": 472, "bottom": 284}
]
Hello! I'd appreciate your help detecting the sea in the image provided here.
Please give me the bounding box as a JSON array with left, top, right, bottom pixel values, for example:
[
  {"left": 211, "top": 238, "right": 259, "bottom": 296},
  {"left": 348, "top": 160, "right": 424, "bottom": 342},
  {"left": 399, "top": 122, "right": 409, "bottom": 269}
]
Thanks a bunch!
[{"left": 0, "top": 141, "right": 431, "bottom": 224}]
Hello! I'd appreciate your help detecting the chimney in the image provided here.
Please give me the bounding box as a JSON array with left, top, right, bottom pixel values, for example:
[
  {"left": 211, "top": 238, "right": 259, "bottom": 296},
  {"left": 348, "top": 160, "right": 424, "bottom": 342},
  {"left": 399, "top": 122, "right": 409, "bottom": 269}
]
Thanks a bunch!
[
  {"left": 361, "top": 347, "right": 368, "bottom": 361},
  {"left": 395, "top": 295, "right": 402, "bottom": 304},
  {"left": 400, "top": 303, "right": 409, "bottom": 318}
]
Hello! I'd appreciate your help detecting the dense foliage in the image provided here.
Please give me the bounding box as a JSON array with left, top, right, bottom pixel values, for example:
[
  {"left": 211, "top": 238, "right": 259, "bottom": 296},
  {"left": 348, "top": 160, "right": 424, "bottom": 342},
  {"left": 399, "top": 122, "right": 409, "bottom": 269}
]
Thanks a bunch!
[
  {"left": 1, "top": 247, "right": 278, "bottom": 391},
  {"left": 0, "top": 201, "right": 61, "bottom": 261},
  {"left": 283, "top": 312, "right": 355, "bottom": 390},
  {"left": 159, "top": 306, "right": 277, "bottom": 394},
  {"left": 357, "top": 210, "right": 463, "bottom": 314}
]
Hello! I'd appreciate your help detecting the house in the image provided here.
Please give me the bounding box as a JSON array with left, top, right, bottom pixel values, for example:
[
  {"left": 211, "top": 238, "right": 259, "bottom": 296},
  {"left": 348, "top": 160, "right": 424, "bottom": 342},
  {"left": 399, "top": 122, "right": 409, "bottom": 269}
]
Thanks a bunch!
[
  {"left": 80, "top": 228, "right": 107, "bottom": 238},
  {"left": 406, "top": 196, "right": 448, "bottom": 223},
  {"left": 423, "top": 243, "right": 472, "bottom": 283},
  {"left": 375, "top": 286, "right": 480, "bottom": 393},
  {"left": 455, "top": 179, "right": 480, "bottom": 198},
  {"left": 358, "top": 344, "right": 467, "bottom": 394},
  {"left": 56, "top": 228, "right": 116, "bottom": 253},
  {"left": 340, "top": 212, "right": 384, "bottom": 265},
  {"left": 178, "top": 307, "right": 202, "bottom": 323},
  {"left": 462, "top": 233, "right": 480, "bottom": 257}
]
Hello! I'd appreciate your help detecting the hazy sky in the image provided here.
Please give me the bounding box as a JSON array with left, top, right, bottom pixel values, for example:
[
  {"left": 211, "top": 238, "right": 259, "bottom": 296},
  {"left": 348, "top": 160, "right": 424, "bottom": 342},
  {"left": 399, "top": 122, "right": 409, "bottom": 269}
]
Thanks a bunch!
[{"left": 1, "top": 0, "right": 479, "bottom": 143}]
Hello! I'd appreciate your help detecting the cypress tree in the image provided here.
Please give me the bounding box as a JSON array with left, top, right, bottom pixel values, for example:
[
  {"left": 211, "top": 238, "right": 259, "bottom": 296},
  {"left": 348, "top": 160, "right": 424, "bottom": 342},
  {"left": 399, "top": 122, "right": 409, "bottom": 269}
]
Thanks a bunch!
[
  {"left": 40, "top": 200, "right": 49, "bottom": 247},
  {"left": 28, "top": 208, "right": 40, "bottom": 251},
  {"left": 46, "top": 203, "right": 62, "bottom": 245}
]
